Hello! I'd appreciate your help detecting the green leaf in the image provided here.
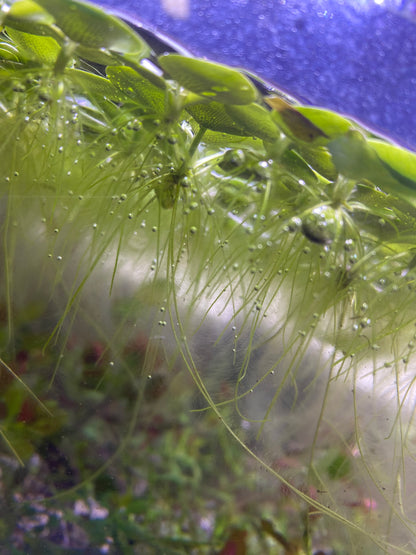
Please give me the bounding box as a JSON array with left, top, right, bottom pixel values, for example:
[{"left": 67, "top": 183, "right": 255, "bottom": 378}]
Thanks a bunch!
[
  {"left": 65, "top": 68, "right": 125, "bottom": 101},
  {"left": 158, "top": 53, "right": 257, "bottom": 105},
  {"left": 327, "top": 452, "right": 351, "bottom": 480},
  {"left": 35, "top": 0, "right": 149, "bottom": 57},
  {"left": 225, "top": 103, "right": 279, "bottom": 142},
  {"left": 296, "top": 144, "right": 338, "bottom": 182},
  {"left": 5, "top": 27, "right": 60, "bottom": 65},
  {"left": 202, "top": 130, "right": 262, "bottom": 149},
  {"left": 279, "top": 149, "right": 318, "bottom": 186},
  {"left": 186, "top": 102, "right": 250, "bottom": 136},
  {"left": 2, "top": 0, "right": 58, "bottom": 37},
  {"left": 328, "top": 131, "right": 416, "bottom": 208},
  {"left": 368, "top": 139, "right": 416, "bottom": 187},
  {"left": 297, "top": 107, "right": 353, "bottom": 140},
  {"left": 106, "top": 65, "right": 166, "bottom": 114},
  {"left": 266, "top": 96, "right": 329, "bottom": 144}
]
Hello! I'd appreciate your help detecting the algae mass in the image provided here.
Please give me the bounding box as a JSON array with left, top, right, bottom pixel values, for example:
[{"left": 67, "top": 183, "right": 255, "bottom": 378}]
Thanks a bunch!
[{"left": 0, "top": 0, "right": 416, "bottom": 552}]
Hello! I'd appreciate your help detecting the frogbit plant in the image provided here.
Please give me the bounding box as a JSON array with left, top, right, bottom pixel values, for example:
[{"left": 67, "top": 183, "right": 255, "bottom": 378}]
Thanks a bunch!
[{"left": 1, "top": 0, "right": 416, "bottom": 552}]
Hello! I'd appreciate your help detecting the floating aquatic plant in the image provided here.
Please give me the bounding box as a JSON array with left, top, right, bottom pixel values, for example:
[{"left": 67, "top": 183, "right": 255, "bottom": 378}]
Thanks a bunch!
[{"left": 1, "top": 0, "right": 416, "bottom": 552}]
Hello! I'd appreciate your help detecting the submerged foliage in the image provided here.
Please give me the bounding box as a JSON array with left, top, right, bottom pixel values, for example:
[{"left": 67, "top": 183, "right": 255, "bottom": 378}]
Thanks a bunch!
[{"left": 1, "top": 0, "right": 416, "bottom": 552}]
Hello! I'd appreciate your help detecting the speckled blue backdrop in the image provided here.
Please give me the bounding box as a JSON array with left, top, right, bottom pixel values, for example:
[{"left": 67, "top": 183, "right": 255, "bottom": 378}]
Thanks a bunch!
[{"left": 94, "top": 0, "right": 416, "bottom": 150}]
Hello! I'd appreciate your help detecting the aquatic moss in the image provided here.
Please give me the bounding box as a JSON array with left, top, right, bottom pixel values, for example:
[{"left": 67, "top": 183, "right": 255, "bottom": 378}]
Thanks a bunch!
[{"left": 1, "top": 0, "right": 416, "bottom": 552}]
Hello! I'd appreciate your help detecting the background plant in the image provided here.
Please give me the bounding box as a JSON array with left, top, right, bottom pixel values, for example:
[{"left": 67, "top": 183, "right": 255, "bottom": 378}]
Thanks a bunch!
[{"left": 0, "top": 0, "right": 416, "bottom": 552}]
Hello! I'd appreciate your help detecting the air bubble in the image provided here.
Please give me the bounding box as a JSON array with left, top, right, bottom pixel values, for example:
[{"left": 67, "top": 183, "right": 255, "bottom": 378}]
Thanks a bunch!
[
  {"left": 287, "top": 217, "right": 301, "bottom": 232},
  {"left": 344, "top": 239, "right": 355, "bottom": 251},
  {"left": 189, "top": 226, "right": 197, "bottom": 234}
]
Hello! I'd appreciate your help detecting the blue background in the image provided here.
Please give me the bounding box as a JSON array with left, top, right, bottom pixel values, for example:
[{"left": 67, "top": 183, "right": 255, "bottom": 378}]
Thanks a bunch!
[{"left": 94, "top": 0, "right": 416, "bottom": 150}]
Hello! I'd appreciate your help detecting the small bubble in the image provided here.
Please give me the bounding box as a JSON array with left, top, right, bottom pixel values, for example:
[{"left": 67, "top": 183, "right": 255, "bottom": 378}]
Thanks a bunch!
[
  {"left": 287, "top": 217, "right": 301, "bottom": 232},
  {"left": 189, "top": 226, "right": 197, "bottom": 234},
  {"left": 119, "top": 193, "right": 127, "bottom": 201},
  {"left": 152, "top": 226, "right": 157, "bottom": 232},
  {"left": 105, "top": 143, "right": 112, "bottom": 151},
  {"left": 344, "top": 239, "right": 355, "bottom": 252}
]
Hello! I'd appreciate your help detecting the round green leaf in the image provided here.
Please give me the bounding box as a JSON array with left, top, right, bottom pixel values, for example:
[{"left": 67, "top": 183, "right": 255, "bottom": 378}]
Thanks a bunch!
[
  {"left": 225, "top": 103, "right": 279, "bottom": 142},
  {"left": 368, "top": 139, "right": 416, "bottom": 185},
  {"left": 186, "top": 102, "right": 250, "bottom": 136},
  {"left": 266, "top": 96, "right": 329, "bottom": 144},
  {"left": 35, "top": 0, "right": 149, "bottom": 57},
  {"left": 65, "top": 68, "right": 125, "bottom": 101},
  {"left": 158, "top": 54, "right": 257, "bottom": 105},
  {"left": 6, "top": 27, "right": 60, "bottom": 65},
  {"left": 297, "top": 107, "right": 353, "bottom": 140},
  {"left": 296, "top": 144, "right": 338, "bottom": 181},
  {"left": 106, "top": 65, "right": 166, "bottom": 113},
  {"left": 2, "top": 0, "right": 58, "bottom": 37}
]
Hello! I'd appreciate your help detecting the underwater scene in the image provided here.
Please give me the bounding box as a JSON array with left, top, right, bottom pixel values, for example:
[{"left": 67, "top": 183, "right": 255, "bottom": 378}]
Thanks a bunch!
[{"left": 0, "top": 0, "right": 416, "bottom": 553}]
